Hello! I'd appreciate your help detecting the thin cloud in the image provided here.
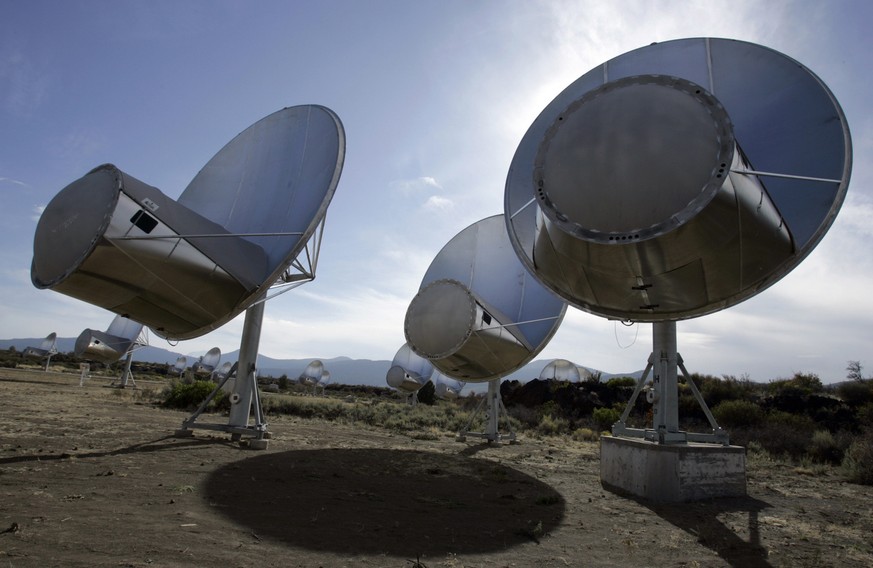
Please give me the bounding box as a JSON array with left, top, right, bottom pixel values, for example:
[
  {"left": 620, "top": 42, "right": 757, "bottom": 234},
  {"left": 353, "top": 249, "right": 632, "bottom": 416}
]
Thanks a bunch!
[
  {"left": 0, "top": 177, "right": 27, "bottom": 189},
  {"left": 422, "top": 195, "right": 453, "bottom": 211},
  {"left": 389, "top": 176, "right": 443, "bottom": 195},
  {"left": 0, "top": 49, "right": 49, "bottom": 117}
]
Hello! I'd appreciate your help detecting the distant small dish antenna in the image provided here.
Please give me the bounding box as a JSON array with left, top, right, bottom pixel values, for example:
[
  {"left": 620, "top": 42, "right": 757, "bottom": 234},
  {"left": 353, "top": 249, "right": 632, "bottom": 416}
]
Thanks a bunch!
[
  {"left": 433, "top": 372, "right": 466, "bottom": 400},
  {"left": 213, "top": 360, "right": 234, "bottom": 383},
  {"left": 22, "top": 332, "right": 58, "bottom": 372},
  {"left": 172, "top": 356, "right": 188, "bottom": 377},
  {"left": 191, "top": 347, "right": 221, "bottom": 374},
  {"left": 386, "top": 343, "right": 434, "bottom": 405},
  {"left": 405, "top": 214, "right": 566, "bottom": 383},
  {"left": 538, "top": 359, "right": 581, "bottom": 382},
  {"left": 75, "top": 315, "right": 144, "bottom": 365},
  {"left": 74, "top": 314, "right": 146, "bottom": 388},
  {"left": 405, "top": 214, "right": 565, "bottom": 443},
  {"left": 298, "top": 360, "right": 324, "bottom": 387},
  {"left": 316, "top": 369, "right": 331, "bottom": 395}
]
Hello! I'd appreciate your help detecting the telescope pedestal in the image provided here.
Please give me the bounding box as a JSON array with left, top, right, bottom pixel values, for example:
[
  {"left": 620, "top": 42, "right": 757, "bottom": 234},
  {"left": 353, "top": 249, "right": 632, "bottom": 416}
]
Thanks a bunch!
[
  {"left": 175, "top": 303, "right": 270, "bottom": 449},
  {"left": 457, "top": 379, "right": 516, "bottom": 444},
  {"left": 602, "top": 321, "right": 745, "bottom": 501},
  {"left": 600, "top": 436, "right": 746, "bottom": 502}
]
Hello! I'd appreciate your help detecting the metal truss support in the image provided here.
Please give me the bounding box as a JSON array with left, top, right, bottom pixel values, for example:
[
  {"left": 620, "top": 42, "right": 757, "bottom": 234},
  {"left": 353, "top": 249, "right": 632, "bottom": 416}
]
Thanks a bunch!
[
  {"left": 113, "top": 351, "right": 137, "bottom": 388},
  {"left": 175, "top": 303, "right": 270, "bottom": 449},
  {"left": 457, "top": 379, "right": 516, "bottom": 444},
  {"left": 611, "top": 321, "right": 729, "bottom": 445}
]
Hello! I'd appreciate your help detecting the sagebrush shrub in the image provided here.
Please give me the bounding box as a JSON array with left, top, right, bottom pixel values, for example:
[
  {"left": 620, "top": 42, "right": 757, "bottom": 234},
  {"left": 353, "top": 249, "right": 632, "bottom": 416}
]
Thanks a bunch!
[
  {"left": 162, "top": 380, "right": 226, "bottom": 411},
  {"left": 842, "top": 429, "right": 873, "bottom": 485},
  {"left": 592, "top": 407, "right": 620, "bottom": 431},
  {"left": 712, "top": 399, "right": 764, "bottom": 427},
  {"left": 807, "top": 430, "right": 844, "bottom": 464}
]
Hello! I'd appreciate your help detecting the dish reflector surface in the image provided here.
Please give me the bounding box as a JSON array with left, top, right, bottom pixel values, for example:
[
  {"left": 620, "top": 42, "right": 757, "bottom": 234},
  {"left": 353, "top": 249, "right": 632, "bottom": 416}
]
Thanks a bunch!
[
  {"left": 32, "top": 105, "right": 345, "bottom": 339},
  {"left": 505, "top": 38, "right": 851, "bottom": 321},
  {"left": 386, "top": 343, "right": 434, "bottom": 393},
  {"left": 405, "top": 215, "right": 566, "bottom": 382}
]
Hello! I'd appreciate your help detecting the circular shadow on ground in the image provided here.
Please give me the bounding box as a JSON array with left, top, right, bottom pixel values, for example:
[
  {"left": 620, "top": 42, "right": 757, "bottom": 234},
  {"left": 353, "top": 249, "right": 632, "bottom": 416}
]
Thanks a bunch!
[{"left": 204, "top": 448, "right": 565, "bottom": 556}]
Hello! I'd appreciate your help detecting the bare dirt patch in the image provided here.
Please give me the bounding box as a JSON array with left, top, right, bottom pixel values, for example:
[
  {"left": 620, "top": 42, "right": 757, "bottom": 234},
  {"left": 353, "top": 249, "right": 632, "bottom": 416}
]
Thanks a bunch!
[{"left": 1, "top": 369, "right": 871, "bottom": 567}]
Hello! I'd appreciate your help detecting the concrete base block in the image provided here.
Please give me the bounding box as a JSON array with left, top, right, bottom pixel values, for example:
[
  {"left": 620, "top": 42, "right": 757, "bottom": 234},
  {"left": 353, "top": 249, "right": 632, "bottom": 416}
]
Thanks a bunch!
[{"left": 600, "top": 436, "right": 746, "bottom": 503}]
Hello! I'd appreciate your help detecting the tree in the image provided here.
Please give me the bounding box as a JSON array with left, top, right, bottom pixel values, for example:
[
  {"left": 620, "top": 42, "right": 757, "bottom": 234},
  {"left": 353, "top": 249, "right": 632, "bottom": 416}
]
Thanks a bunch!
[
  {"left": 847, "top": 360, "right": 864, "bottom": 382},
  {"left": 417, "top": 381, "right": 436, "bottom": 405}
]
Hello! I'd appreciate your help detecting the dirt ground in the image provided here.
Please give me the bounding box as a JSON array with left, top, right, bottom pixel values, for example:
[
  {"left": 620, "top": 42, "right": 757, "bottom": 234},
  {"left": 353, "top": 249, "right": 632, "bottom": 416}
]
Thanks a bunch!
[{"left": 0, "top": 368, "right": 871, "bottom": 568}]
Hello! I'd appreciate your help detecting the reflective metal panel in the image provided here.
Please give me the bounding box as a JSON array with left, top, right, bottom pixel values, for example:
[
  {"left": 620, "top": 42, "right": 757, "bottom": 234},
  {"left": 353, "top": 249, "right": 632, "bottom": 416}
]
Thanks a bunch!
[
  {"left": 386, "top": 343, "right": 434, "bottom": 393},
  {"left": 213, "top": 361, "right": 234, "bottom": 380},
  {"left": 192, "top": 347, "right": 222, "bottom": 374},
  {"left": 433, "top": 372, "right": 466, "bottom": 400},
  {"left": 298, "top": 360, "right": 324, "bottom": 387},
  {"left": 180, "top": 105, "right": 345, "bottom": 299},
  {"left": 23, "top": 332, "right": 58, "bottom": 358},
  {"left": 32, "top": 105, "right": 345, "bottom": 340},
  {"left": 318, "top": 369, "right": 331, "bottom": 387},
  {"left": 505, "top": 38, "right": 851, "bottom": 321},
  {"left": 405, "top": 215, "right": 566, "bottom": 382},
  {"left": 75, "top": 316, "right": 143, "bottom": 364},
  {"left": 538, "top": 359, "right": 581, "bottom": 382}
]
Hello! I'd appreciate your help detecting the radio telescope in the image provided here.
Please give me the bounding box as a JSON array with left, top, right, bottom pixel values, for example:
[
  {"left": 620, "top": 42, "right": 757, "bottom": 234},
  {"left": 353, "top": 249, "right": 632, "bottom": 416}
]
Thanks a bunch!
[
  {"left": 75, "top": 314, "right": 146, "bottom": 388},
  {"left": 386, "top": 343, "right": 434, "bottom": 405},
  {"left": 539, "top": 359, "right": 582, "bottom": 383},
  {"left": 22, "top": 332, "right": 58, "bottom": 371},
  {"left": 191, "top": 347, "right": 222, "bottom": 375},
  {"left": 298, "top": 360, "right": 325, "bottom": 395},
  {"left": 405, "top": 214, "right": 566, "bottom": 441},
  {"left": 172, "top": 356, "right": 188, "bottom": 377},
  {"left": 504, "top": 38, "right": 851, "bottom": 500},
  {"left": 317, "top": 369, "right": 331, "bottom": 396},
  {"left": 433, "top": 372, "right": 466, "bottom": 400},
  {"left": 32, "top": 105, "right": 345, "bottom": 448}
]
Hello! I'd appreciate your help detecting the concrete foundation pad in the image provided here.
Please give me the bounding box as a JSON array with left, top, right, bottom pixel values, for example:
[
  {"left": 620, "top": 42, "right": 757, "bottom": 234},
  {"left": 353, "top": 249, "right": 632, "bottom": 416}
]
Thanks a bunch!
[{"left": 600, "top": 436, "right": 746, "bottom": 502}]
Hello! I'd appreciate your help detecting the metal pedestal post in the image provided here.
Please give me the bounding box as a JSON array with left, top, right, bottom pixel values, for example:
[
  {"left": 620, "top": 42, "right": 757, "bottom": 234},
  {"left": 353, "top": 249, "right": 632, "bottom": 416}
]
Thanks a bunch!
[
  {"left": 611, "top": 321, "right": 728, "bottom": 445},
  {"left": 175, "top": 302, "right": 270, "bottom": 449},
  {"left": 114, "top": 352, "right": 136, "bottom": 388},
  {"left": 457, "top": 379, "right": 516, "bottom": 444}
]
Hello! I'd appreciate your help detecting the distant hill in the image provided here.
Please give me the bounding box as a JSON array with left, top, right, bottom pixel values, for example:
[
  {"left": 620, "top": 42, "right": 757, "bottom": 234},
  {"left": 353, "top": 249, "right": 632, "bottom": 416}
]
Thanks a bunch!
[{"left": 1, "top": 337, "right": 642, "bottom": 391}]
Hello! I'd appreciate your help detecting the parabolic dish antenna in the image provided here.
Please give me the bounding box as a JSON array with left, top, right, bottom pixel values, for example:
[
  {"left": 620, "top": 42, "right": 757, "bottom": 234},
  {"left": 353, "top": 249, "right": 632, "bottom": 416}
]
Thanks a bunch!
[
  {"left": 433, "top": 372, "right": 466, "bottom": 400},
  {"left": 539, "top": 359, "right": 581, "bottom": 382},
  {"left": 22, "top": 332, "right": 58, "bottom": 358},
  {"left": 405, "top": 214, "right": 566, "bottom": 382},
  {"left": 504, "top": 37, "right": 851, "bottom": 321},
  {"left": 298, "top": 360, "right": 324, "bottom": 387},
  {"left": 32, "top": 105, "right": 345, "bottom": 340},
  {"left": 191, "top": 347, "right": 221, "bottom": 374},
  {"left": 385, "top": 343, "right": 434, "bottom": 393},
  {"left": 75, "top": 315, "right": 144, "bottom": 364}
]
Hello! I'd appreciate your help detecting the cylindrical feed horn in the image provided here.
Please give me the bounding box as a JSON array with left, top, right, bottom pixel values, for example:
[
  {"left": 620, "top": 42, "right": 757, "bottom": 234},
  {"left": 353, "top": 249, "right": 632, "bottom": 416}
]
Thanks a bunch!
[{"left": 531, "top": 74, "right": 791, "bottom": 320}]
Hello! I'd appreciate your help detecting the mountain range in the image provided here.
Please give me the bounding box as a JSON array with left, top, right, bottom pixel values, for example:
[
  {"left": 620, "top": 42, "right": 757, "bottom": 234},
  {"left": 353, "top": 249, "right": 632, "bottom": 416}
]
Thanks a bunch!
[{"left": 1, "top": 336, "right": 643, "bottom": 391}]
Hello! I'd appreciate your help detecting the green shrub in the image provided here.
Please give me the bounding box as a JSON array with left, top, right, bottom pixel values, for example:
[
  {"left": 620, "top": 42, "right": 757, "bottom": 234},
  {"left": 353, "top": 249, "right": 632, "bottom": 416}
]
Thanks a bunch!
[
  {"left": 712, "top": 399, "right": 764, "bottom": 428},
  {"left": 756, "top": 411, "right": 816, "bottom": 459},
  {"left": 842, "top": 430, "right": 873, "bottom": 485},
  {"left": 837, "top": 380, "right": 873, "bottom": 407},
  {"left": 592, "top": 407, "right": 621, "bottom": 431},
  {"left": 807, "top": 430, "right": 843, "bottom": 464},
  {"left": 537, "top": 414, "right": 569, "bottom": 436},
  {"left": 606, "top": 377, "right": 637, "bottom": 388},
  {"left": 571, "top": 427, "right": 599, "bottom": 442},
  {"left": 162, "top": 380, "right": 226, "bottom": 411}
]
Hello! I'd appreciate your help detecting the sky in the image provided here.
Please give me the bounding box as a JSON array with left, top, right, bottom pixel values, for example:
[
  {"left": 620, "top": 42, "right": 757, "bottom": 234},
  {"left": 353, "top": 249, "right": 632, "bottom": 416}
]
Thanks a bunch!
[{"left": 1, "top": 0, "right": 871, "bottom": 384}]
